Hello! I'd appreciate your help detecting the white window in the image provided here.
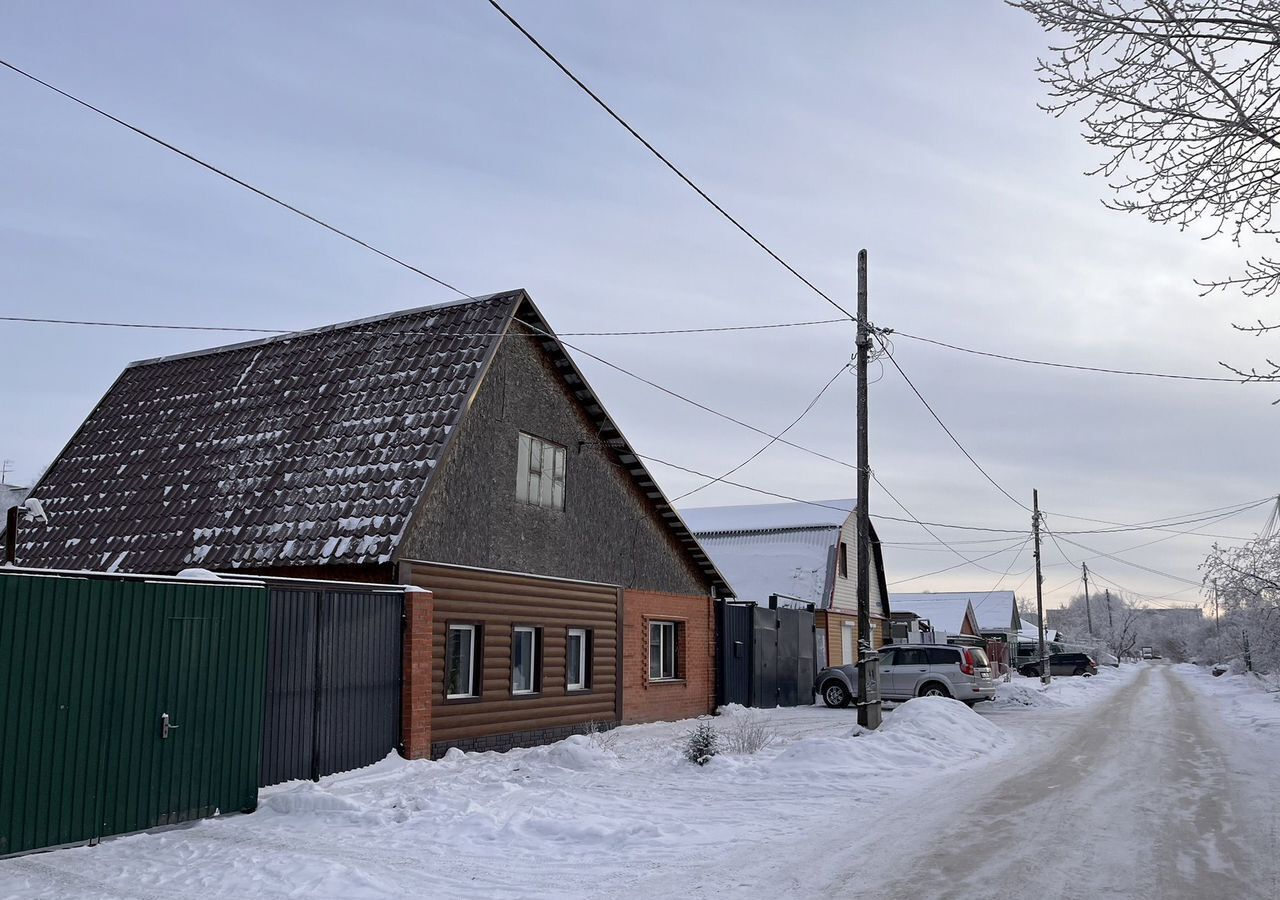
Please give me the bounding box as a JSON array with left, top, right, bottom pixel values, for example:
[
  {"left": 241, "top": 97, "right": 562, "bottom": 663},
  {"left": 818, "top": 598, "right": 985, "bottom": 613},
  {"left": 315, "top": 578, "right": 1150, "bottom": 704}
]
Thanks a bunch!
[
  {"left": 649, "top": 621, "right": 679, "bottom": 680},
  {"left": 446, "top": 624, "right": 476, "bottom": 699},
  {"left": 516, "top": 432, "right": 566, "bottom": 509},
  {"left": 512, "top": 626, "right": 538, "bottom": 694},
  {"left": 567, "top": 628, "right": 589, "bottom": 691}
]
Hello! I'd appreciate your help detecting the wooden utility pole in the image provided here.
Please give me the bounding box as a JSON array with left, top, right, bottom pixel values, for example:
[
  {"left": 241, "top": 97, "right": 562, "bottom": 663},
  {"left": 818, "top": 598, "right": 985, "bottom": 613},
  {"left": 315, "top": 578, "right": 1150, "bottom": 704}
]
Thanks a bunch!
[
  {"left": 855, "top": 248, "right": 881, "bottom": 730},
  {"left": 1033, "top": 489, "right": 1050, "bottom": 684},
  {"left": 1081, "top": 562, "right": 1093, "bottom": 635}
]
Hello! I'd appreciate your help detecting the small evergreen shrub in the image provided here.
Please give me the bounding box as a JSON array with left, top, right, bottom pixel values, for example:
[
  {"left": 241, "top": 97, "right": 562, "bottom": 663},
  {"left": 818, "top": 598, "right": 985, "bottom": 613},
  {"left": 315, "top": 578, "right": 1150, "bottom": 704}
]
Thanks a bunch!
[{"left": 682, "top": 721, "right": 720, "bottom": 766}]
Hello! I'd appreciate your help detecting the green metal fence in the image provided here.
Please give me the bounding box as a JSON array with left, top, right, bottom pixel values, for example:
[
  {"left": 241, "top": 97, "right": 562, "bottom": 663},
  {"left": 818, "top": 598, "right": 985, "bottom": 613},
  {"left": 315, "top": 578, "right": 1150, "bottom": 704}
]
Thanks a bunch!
[{"left": 0, "top": 570, "right": 269, "bottom": 855}]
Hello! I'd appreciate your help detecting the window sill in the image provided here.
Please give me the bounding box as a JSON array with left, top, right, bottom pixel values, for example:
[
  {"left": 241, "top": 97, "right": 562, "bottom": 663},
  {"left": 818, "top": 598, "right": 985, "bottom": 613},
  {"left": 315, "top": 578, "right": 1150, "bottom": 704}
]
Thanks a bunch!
[
  {"left": 510, "top": 691, "right": 543, "bottom": 700},
  {"left": 566, "top": 686, "right": 592, "bottom": 694},
  {"left": 443, "top": 695, "right": 483, "bottom": 704},
  {"left": 647, "top": 677, "right": 686, "bottom": 686}
]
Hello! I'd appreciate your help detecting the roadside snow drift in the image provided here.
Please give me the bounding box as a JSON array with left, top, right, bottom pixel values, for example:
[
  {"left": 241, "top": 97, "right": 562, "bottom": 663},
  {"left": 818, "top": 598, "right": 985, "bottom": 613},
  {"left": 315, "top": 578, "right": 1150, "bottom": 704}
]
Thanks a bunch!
[{"left": 0, "top": 700, "right": 1011, "bottom": 899}]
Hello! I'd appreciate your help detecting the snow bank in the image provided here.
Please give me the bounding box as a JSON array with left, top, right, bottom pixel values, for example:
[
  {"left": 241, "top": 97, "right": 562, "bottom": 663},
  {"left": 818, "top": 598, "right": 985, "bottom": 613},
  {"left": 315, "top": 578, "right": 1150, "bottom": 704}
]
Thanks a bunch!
[
  {"left": 1173, "top": 663, "right": 1280, "bottom": 736},
  {"left": 989, "top": 664, "right": 1136, "bottom": 711}
]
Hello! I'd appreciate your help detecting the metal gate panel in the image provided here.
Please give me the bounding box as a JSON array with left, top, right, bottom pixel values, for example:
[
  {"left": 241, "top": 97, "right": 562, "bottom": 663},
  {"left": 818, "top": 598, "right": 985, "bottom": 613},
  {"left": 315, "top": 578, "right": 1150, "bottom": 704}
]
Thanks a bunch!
[
  {"left": 776, "top": 611, "right": 801, "bottom": 707},
  {"left": 795, "top": 608, "right": 816, "bottom": 706},
  {"left": 260, "top": 587, "right": 402, "bottom": 786},
  {"left": 259, "top": 589, "right": 317, "bottom": 788},
  {"left": 0, "top": 571, "right": 267, "bottom": 856},
  {"left": 751, "top": 607, "right": 779, "bottom": 709},
  {"left": 714, "top": 602, "right": 753, "bottom": 707},
  {"left": 315, "top": 591, "right": 403, "bottom": 780}
]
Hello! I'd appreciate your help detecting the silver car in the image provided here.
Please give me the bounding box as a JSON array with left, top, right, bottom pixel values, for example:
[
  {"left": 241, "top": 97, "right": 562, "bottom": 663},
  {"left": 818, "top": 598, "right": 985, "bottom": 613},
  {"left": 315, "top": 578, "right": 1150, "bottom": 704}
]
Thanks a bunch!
[{"left": 815, "top": 643, "right": 996, "bottom": 707}]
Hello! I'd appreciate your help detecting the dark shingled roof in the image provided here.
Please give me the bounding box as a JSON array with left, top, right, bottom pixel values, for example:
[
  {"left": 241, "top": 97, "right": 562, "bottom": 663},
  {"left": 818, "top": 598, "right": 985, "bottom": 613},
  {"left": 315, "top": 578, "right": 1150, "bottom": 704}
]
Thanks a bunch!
[{"left": 16, "top": 290, "right": 729, "bottom": 594}]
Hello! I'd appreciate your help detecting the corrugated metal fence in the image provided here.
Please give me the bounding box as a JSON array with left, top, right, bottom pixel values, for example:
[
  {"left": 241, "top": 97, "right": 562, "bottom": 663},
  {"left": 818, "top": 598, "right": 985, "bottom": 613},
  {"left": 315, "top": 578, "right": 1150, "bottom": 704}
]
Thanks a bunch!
[
  {"left": 0, "top": 570, "right": 268, "bottom": 856},
  {"left": 259, "top": 586, "right": 403, "bottom": 787}
]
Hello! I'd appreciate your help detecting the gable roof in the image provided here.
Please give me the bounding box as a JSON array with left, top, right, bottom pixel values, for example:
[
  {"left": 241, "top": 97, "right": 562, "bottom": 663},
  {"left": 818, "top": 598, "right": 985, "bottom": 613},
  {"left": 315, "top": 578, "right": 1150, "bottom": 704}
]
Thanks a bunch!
[
  {"left": 889, "top": 592, "right": 981, "bottom": 636},
  {"left": 888, "top": 590, "right": 1020, "bottom": 632},
  {"left": 15, "top": 290, "right": 729, "bottom": 593},
  {"left": 680, "top": 498, "right": 855, "bottom": 534},
  {"left": 681, "top": 498, "right": 888, "bottom": 610}
]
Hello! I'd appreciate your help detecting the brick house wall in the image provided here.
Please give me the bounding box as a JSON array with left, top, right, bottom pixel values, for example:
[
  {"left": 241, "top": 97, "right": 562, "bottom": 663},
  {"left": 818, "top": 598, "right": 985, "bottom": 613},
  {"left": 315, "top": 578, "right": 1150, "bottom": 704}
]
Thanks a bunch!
[{"left": 622, "top": 590, "right": 715, "bottom": 724}]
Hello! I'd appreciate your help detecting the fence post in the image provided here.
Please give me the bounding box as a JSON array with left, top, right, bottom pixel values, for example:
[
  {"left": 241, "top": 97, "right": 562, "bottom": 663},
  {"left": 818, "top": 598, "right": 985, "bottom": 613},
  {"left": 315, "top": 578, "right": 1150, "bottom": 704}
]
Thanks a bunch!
[{"left": 400, "top": 587, "right": 434, "bottom": 759}]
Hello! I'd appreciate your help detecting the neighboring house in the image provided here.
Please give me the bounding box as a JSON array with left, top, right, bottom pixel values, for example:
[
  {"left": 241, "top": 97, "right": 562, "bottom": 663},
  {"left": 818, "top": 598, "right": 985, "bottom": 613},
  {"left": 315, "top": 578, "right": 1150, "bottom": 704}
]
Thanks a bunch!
[
  {"left": 13, "top": 290, "right": 730, "bottom": 757},
  {"left": 0, "top": 483, "right": 30, "bottom": 547},
  {"left": 888, "top": 592, "right": 983, "bottom": 640},
  {"left": 681, "top": 499, "right": 890, "bottom": 670},
  {"left": 892, "top": 590, "right": 1021, "bottom": 674}
]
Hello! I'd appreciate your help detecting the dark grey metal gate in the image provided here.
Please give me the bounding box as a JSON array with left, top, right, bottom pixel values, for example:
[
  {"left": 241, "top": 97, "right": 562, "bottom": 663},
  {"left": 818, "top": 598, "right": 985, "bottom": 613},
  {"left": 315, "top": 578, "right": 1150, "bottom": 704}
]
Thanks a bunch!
[
  {"left": 715, "top": 601, "right": 816, "bottom": 709},
  {"left": 716, "top": 602, "right": 753, "bottom": 706},
  {"left": 260, "top": 586, "right": 403, "bottom": 787}
]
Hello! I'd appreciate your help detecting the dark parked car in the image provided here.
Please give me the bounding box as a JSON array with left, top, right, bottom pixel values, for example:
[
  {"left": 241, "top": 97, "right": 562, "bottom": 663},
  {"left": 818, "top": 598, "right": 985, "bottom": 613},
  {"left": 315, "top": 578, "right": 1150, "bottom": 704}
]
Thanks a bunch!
[{"left": 1019, "top": 652, "right": 1097, "bottom": 678}]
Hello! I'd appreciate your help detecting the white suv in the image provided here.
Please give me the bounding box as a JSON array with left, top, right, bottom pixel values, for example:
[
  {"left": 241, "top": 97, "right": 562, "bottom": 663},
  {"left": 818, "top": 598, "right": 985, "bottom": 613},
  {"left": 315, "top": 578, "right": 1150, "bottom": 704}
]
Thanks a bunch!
[{"left": 815, "top": 643, "right": 996, "bottom": 707}]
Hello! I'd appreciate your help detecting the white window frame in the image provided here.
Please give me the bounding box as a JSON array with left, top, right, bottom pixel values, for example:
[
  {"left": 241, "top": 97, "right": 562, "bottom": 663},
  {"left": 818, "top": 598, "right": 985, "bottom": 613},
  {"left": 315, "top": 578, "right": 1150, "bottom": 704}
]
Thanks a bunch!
[
  {"left": 566, "top": 628, "right": 588, "bottom": 691},
  {"left": 446, "top": 624, "right": 476, "bottom": 699},
  {"left": 516, "top": 432, "right": 567, "bottom": 510},
  {"left": 649, "top": 620, "right": 679, "bottom": 681},
  {"left": 512, "top": 626, "right": 538, "bottom": 695}
]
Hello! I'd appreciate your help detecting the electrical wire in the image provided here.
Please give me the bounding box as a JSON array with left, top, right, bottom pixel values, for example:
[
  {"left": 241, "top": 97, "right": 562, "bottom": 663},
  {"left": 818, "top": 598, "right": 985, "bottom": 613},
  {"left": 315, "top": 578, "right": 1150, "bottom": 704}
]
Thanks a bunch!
[
  {"left": 892, "top": 329, "right": 1256, "bottom": 384},
  {"left": 0, "top": 314, "right": 849, "bottom": 338},
  {"left": 484, "top": 0, "right": 855, "bottom": 322},
  {"left": 871, "top": 472, "right": 1024, "bottom": 573},
  {"left": 671, "top": 361, "right": 850, "bottom": 503},
  {"left": 639, "top": 454, "right": 1029, "bottom": 533},
  {"left": 0, "top": 58, "right": 471, "bottom": 300},
  {"left": 886, "top": 535, "right": 1031, "bottom": 586},
  {"left": 1048, "top": 531, "right": 1203, "bottom": 587},
  {"left": 970, "top": 534, "right": 1036, "bottom": 611},
  {"left": 875, "top": 333, "right": 1030, "bottom": 512},
  {"left": 1049, "top": 496, "right": 1273, "bottom": 536}
]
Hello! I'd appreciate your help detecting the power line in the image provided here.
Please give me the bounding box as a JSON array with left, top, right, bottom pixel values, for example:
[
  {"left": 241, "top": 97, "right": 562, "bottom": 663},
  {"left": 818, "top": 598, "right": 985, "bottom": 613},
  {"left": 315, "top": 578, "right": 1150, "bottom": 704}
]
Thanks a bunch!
[
  {"left": 892, "top": 329, "right": 1256, "bottom": 384},
  {"left": 0, "top": 58, "right": 471, "bottom": 299},
  {"left": 886, "top": 535, "right": 1031, "bottom": 586},
  {"left": 484, "top": 0, "right": 855, "bottom": 322},
  {"left": 875, "top": 334, "right": 1030, "bottom": 512},
  {"left": 1048, "top": 496, "right": 1273, "bottom": 536},
  {"left": 641, "top": 454, "right": 1028, "bottom": 533},
  {"left": 0, "top": 314, "right": 848, "bottom": 338},
  {"left": 970, "top": 534, "right": 1036, "bottom": 611},
  {"left": 672, "top": 362, "right": 850, "bottom": 503},
  {"left": 872, "top": 471, "right": 1026, "bottom": 573},
  {"left": 1048, "top": 530, "right": 1203, "bottom": 588}
]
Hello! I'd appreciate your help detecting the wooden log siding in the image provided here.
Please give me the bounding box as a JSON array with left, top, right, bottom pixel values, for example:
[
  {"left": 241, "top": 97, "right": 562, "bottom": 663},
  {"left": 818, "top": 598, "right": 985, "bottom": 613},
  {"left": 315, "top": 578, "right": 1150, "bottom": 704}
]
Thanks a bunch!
[{"left": 403, "top": 562, "right": 621, "bottom": 750}]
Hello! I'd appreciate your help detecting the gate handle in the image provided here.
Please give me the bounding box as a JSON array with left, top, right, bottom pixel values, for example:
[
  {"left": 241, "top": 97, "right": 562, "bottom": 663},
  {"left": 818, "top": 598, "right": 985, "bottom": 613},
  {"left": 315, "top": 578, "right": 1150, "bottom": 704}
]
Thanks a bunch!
[{"left": 161, "top": 712, "right": 179, "bottom": 739}]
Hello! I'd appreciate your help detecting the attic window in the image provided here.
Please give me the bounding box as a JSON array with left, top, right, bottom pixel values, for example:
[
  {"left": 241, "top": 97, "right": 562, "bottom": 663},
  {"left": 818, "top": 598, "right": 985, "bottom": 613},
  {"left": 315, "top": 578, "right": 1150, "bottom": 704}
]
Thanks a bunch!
[
  {"left": 516, "top": 432, "right": 566, "bottom": 510},
  {"left": 839, "top": 541, "right": 849, "bottom": 578}
]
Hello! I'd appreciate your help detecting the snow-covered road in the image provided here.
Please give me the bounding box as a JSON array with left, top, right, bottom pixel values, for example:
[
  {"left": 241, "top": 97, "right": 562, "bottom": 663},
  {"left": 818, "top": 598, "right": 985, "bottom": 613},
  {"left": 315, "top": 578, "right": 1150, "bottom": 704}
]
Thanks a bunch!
[
  {"left": 813, "top": 664, "right": 1280, "bottom": 899},
  {"left": 1, "top": 664, "right": 1276, "bottom": 899}
]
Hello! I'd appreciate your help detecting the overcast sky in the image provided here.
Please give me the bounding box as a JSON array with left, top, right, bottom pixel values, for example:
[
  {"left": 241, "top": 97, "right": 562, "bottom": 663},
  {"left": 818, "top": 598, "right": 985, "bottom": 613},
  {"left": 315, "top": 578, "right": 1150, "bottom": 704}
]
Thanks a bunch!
[{"left": 4, "top": 0, "right": 1277, "bottom": 609}]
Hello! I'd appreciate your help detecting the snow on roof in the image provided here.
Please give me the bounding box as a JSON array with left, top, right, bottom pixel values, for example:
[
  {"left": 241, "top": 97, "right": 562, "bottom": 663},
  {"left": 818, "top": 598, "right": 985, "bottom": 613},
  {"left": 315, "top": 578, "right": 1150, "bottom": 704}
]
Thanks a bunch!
[
  {"left": 889, "top": 593, "right": 978, "bottom": 635},
  {"left": 888, "top": 590, "right": 1019, "bottom": 631},
  {"left": 694, "top": 528, "right": 836, "bottom": 606},
  {"left": 680, "top": 499, "right": 855, "bottom": 535}
]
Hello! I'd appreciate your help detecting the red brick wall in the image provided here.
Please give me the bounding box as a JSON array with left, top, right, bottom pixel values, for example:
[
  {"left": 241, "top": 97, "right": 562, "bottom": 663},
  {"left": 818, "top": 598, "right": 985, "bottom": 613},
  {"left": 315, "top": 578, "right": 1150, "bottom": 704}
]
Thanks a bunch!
[
  {"left": 622, "top": 590, "right": 714, "bottom": 724},
  {"left": 401, "top": 587, "right": 433, "bottom": 759}
]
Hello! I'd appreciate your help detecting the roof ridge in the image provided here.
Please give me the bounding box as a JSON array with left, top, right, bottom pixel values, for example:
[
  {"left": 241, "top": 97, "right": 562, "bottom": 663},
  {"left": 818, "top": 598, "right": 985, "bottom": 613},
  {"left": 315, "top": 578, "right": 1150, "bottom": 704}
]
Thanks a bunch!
[{"left": 125, "top": 289, "right": 525, "bottom": 369}]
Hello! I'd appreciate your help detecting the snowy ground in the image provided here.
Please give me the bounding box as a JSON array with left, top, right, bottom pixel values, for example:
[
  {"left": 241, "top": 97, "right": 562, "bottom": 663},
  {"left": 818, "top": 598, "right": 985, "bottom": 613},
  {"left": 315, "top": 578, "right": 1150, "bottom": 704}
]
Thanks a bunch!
[{"left": 2, "top": 663, "right": 1276, "bottom": 899}]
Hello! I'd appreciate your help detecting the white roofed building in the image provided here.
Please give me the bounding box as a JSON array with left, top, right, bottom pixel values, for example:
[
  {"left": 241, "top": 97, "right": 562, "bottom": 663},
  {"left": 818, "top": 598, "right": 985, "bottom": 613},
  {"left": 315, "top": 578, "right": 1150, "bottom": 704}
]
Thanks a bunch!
[{"left": 681, "top": 499, "right": 891, "bottom": 670}]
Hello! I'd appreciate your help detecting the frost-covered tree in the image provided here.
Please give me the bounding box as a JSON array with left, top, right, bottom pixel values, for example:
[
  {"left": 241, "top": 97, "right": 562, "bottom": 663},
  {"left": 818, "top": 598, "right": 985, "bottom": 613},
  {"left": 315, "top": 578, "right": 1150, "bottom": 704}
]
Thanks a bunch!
[
  {"left": 1201, "top": 535, "right": 1280, "bottom": 671},
  {"left": 1014, "top": 0, "right": 1280, "bottom": 380}
]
